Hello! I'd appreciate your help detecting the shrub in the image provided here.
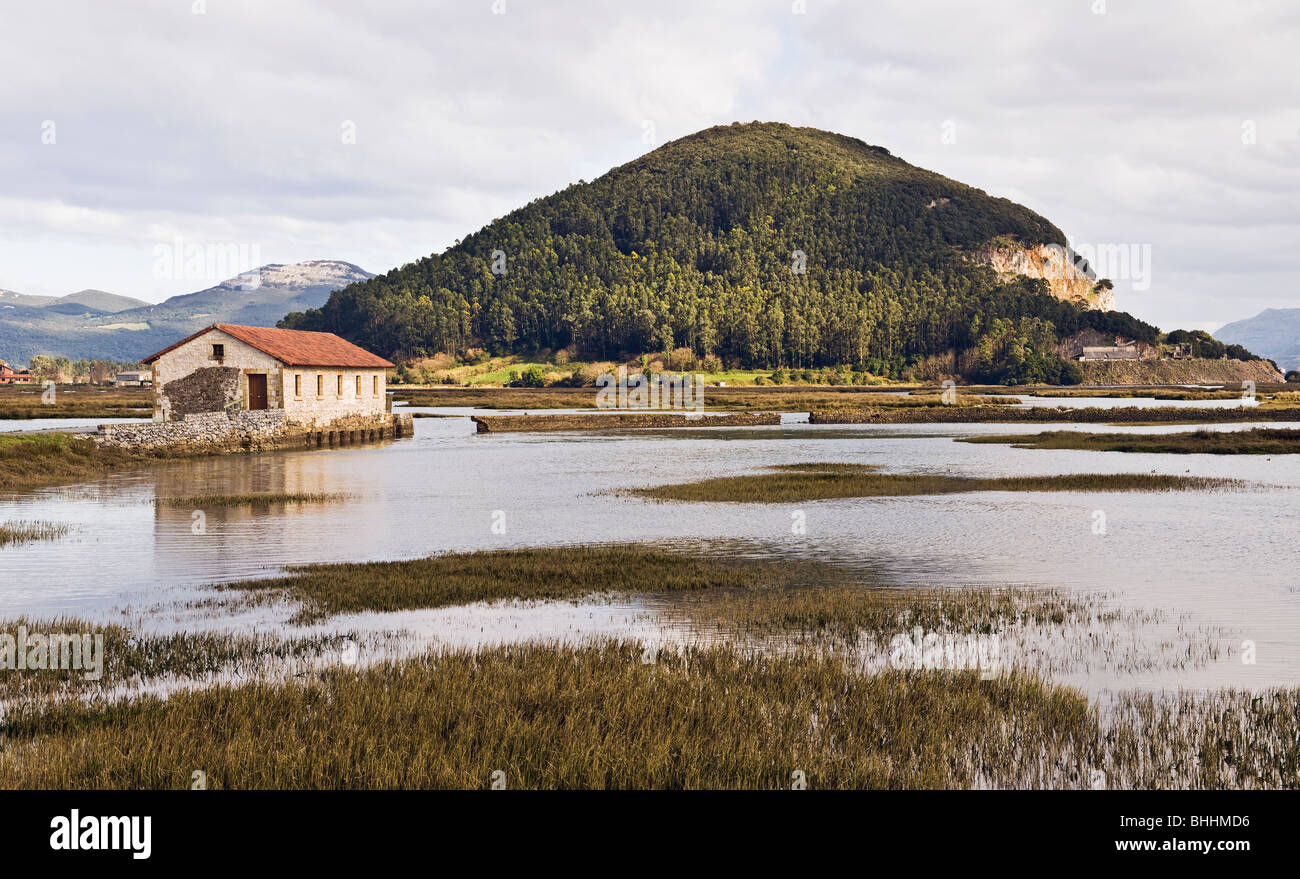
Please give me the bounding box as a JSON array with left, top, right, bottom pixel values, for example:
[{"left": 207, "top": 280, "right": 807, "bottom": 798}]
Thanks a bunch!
[
  {"left": 513, "top": 366, "right": 546, "bottom": 388},
  {"left": 575, "top": 362, "right": 614, "bottom": 386},
  {"left": 667, "top": 347, "right": 696, "bottom": 371}
]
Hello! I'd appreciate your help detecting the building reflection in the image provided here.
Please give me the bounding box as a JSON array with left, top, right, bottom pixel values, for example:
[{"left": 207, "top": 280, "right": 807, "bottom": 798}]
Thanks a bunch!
[{"left": 150, "top": 450, "right": 337, "bottom": 573}]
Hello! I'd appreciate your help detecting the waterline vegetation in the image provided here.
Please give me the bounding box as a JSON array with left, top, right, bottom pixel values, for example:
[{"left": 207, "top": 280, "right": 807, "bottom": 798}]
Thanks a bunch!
[
  {"left": 228, "top": 545, "right": 832, "bottom": 623},
  {"left": 1, "top": 640, "right": 1294, "bottom": 789},
  {"left": 0, "top": 433, "right": 139, "bottom": 492},
  {"left": 0, "top": 385, "right": 152, "bottom": 420},
  {"left": 960, "top": 427, "right": 1300, "bottom": 455},
  {"left": 0, "top": 557, "right": 1278, "bottom": 789},
  {"left": 0, "top": 617, "right": 354, "bottom": 702},
  {"left": 809, "top": 403, "right": 1300, "bottom": 425},
  {"left": 631, "top": 462, "right": 1241, "bottom": 503},
  {"left": 673, "top": 583, "right": 1225, "bottom": 677},
  {"left": 0, "top": 519, "right": 72, "bottom": 547}
]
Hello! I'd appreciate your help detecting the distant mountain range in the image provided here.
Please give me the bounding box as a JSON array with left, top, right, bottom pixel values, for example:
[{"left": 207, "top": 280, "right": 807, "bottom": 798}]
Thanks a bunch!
[
  {"left": 0, "top": 288, "right": 149, "bottom": 314},
  {"left": 1214, "top": 308, "right": 1300, "bottom": 373},
  {"left": 0, "top": 260, "right": 373, "bottom": 363}
]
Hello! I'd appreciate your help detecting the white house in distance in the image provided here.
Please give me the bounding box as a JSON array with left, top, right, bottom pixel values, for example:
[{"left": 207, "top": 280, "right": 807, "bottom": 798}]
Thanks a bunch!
[
  {"left": 113, "top": 370, "right": 152, "bottom": 387},
  {"left": 141, "top": 323, "right": 394, "bottom": 427}
]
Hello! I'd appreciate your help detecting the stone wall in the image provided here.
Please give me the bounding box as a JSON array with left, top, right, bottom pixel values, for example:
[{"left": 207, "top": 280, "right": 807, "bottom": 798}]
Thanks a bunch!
[
  {"left": 151, "top": 328, "right": 284, "bottom": 416},
  {"left": 98, "top": 410, "right": 413, "bottom": 453},
  {"left": 98, "top": 410, "right": 289, "bottom": 451},
  {"left": 161, "top": 366, "right": 243, "bottom": 416}
]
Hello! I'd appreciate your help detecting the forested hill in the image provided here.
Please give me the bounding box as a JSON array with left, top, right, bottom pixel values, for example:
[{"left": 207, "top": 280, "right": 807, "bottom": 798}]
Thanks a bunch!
[{"left": 281, "top": 122, "right": 1152, "bottom": 375}]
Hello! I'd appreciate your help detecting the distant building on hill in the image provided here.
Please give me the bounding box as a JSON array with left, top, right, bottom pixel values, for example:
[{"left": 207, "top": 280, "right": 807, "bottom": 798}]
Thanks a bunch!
[{"left": 1078, "top": 338, "right": 1143, "bottom": 362}]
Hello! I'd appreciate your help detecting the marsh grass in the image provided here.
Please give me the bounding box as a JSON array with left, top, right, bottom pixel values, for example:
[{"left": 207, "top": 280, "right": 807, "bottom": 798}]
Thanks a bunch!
[
  {"left": 1, "top": 639, "right": 1294, "bottom": 789},
  {"left": 0, "top": 431, "right": 338, "bottom": 493},
  {"left": 810, "top": 403, "right": 1300, "bottom": 425},
  {"left": 896, "top": 394, "right": 1017, "bottom": 405},
  {"left": 0, "top": 641, "right": 1092, "bottom": 789},
  {"left": 632, "top": 462, "right": 1240, "bottom": 503},
  {"left": 0, "top": 617, "right": 352, "bottom": 703},
  {"left": 677, "top": 584, "right": 1102, "bottom": 645},
  {"left": 0, "top": 385, "right": 152, "bottom": 420},
  {"left": 229, "top": 545, "right": 830, "bottom": 623},
  {"left": 219, "top": 546, "right": 1224, "bottom": 679},
  {"left": 399, "top": 388, "right": 599, "bottom": 409},
  {"left": 0, "top": 432, "right": 212, "bottom": 492},
  {"left": 0, "top": 519, "right": 71, "bottom": 547},
  {"left": 156, "top": 492, "right": 351, "bottom": 508},
  {"left": 0, "top": 433, "right": 141, "bottom": 492},
  {"left": 1027, "top": 389, "right": 1240, "bottom": 400},
  {"left": 961, "top": 427, "right": 1300, "bottom": 455},
  {"left": 672, "top": 584, "right": 1225, "bottom": 677},
  {"left": 397, "top": 386, "right": 1011, "bottom": 413}
]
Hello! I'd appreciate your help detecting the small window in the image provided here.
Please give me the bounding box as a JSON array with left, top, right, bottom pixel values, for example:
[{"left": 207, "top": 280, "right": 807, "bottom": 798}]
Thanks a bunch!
[
  {"left": 211, "top": 343, "right": 224, "bottom": 359},
  {"left": 373, "top": 375, "right": 379, "bottom": 395},
  {"left": 316, "top": 374, "right": 323, "bottom": 396},
  {"left": 337, "top": 373, "right": 343, "bottom": 395},
  {"left": 355, "top": 375, "right": 362, "bottom": 396},
  {"left": 294, "top": 374, "right": 302, "bottom": 396}
]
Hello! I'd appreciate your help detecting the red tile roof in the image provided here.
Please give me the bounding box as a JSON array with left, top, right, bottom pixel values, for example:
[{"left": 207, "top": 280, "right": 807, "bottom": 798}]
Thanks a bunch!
[{"left": 142, "top": 324, "right": 394, "bottom": 368}]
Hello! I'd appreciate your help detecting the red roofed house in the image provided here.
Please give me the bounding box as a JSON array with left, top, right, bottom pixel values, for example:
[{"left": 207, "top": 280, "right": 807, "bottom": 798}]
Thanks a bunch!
[
  {"left": 141, "top": 324, "right": 394, "bottom": 427},
  {"left": 0, "top": 362, "right": 34, "bottom": 384}
]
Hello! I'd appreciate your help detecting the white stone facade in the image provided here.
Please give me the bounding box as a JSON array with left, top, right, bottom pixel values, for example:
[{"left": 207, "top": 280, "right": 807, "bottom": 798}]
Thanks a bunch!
[
  {"left": 281, "top": 366, "right": 389, "bottom": 426},
  {"left": 150, "top": 327, "right": 388, "bottom": 428}
]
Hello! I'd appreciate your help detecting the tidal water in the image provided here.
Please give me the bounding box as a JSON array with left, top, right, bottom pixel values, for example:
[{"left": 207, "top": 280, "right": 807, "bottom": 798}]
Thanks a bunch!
[{"left": 1, "top": 410, "right": 1296, "bottom": 695}]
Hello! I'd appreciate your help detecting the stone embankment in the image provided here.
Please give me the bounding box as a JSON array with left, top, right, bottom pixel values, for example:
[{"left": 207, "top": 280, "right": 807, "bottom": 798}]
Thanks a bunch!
[
  {"left": 1078, "top": 359, "right": 1284, "bottom": 385},
  {"left": 472, "top": 412, "right": 781, "bottom": 433},
  {"left": 96, "top": 411, "right": 413, "bottom": 453}
]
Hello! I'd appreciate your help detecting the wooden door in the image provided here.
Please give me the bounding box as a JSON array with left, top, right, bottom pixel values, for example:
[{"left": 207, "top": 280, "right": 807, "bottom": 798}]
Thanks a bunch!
[{"left": 248, "top": 374, "right": 268, "bottom": 410}]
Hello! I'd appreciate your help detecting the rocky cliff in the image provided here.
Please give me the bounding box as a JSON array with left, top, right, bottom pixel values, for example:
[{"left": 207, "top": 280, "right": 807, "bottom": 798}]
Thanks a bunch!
[{"left": 970, "top": 244, "right": 1114, "bottom": 311}]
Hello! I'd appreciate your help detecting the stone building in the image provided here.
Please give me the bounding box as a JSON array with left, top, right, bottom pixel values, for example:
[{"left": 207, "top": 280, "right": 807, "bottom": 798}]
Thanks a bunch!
[
  {"left": 1078, "top": 339, "right": 1143, "bottom": 362},
  {"left": 142, "top": 323, "right": 393, "bottom": 427},
  {"left": 96, "top": 324, "right": 411, "bottom": 451}
]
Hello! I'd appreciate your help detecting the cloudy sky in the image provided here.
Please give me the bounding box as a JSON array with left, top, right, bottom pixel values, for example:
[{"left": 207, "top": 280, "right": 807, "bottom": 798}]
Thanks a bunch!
[{"left": 2, "top": 0, "right": 1297, "bottom": 331}]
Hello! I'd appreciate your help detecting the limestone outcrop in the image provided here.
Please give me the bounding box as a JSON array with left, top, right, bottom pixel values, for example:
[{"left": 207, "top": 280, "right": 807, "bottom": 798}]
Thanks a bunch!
[{"left": 969, "top": 243, "right": 1114, "bottom": 311}]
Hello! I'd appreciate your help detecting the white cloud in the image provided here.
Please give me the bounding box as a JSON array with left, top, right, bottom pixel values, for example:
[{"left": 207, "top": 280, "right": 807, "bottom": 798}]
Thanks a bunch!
[{"left": 0, "top": 0, "right": 1296, "bottom": 330}]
